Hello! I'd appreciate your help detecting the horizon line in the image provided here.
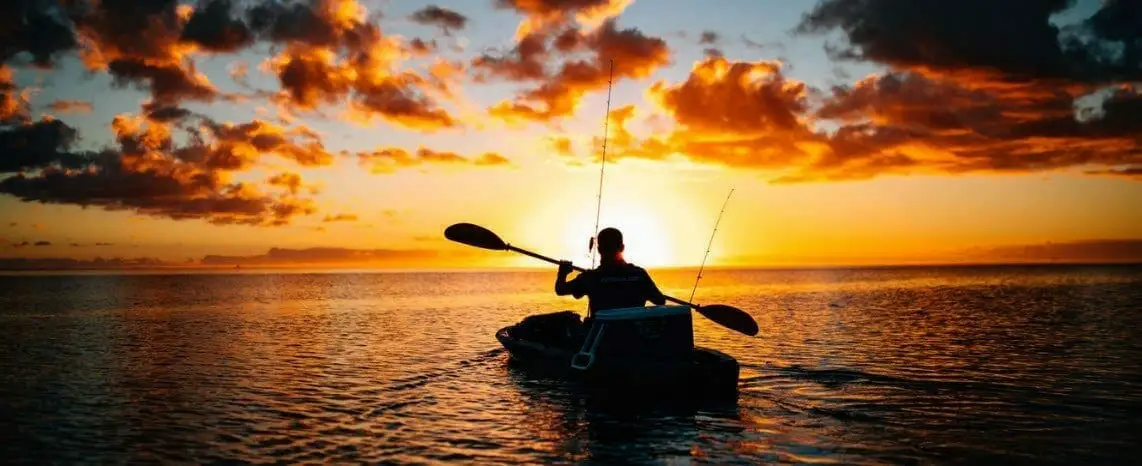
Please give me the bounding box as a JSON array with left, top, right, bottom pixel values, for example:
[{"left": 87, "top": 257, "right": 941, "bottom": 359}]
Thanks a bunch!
[{"left": 2, "top": 259, "right": 1140, "bottom": 275}]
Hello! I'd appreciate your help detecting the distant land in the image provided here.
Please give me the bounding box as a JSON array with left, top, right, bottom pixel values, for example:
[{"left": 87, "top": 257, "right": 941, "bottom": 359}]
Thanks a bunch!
[{"left": 2, "top": 239, "right": 1142, "bottom": 271}]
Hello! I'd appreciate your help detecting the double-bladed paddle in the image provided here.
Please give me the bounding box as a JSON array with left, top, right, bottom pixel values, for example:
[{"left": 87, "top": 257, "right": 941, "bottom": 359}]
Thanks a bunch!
[{"left": 444, "top": 222, "right": 760, "bottom": 337}]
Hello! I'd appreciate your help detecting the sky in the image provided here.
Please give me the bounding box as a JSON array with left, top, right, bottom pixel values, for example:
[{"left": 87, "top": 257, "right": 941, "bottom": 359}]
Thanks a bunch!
[{"left": 1, "top": 0, "right": 1140, "bottom": 269}]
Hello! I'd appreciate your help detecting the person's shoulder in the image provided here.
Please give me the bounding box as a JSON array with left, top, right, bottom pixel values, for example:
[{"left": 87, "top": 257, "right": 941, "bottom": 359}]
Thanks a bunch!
[{"left": 623, "top": 263, "right": 650, "bottom": 275}]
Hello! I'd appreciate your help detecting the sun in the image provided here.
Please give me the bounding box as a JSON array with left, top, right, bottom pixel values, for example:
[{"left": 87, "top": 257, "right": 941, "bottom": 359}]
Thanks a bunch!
[{"left": 565, "top": 203, "right": 675, "bottom": 268}]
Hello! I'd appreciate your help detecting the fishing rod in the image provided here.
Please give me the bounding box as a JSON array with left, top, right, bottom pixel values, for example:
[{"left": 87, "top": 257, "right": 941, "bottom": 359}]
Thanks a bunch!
[
  {"left": 689, "top": 188, "right": 735, "bottom": 303},
  {"left": 588, "top": 59, "right": 615, "bottom": 269}
]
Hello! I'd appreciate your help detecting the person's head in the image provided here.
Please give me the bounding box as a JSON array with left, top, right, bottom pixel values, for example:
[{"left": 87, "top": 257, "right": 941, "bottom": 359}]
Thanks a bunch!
[{"left": 596, "top": 227, "right": 624, "bottom": 260}]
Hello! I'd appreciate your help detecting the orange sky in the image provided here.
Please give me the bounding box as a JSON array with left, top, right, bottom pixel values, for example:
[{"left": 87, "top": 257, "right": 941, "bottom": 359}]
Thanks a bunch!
[{"left": 1, "top": 0, "right": 1140, "bottom": 269}]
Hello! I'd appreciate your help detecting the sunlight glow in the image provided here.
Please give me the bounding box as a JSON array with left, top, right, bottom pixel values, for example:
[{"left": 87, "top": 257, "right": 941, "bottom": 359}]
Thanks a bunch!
[{"left": 564, "top": 202, "right": 675, "bottom": 268}]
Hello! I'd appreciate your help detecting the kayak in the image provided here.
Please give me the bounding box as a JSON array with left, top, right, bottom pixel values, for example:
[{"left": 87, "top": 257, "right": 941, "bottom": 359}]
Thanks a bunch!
[{"left": 495, "top": 305, "right": 740, "bottom": 398}]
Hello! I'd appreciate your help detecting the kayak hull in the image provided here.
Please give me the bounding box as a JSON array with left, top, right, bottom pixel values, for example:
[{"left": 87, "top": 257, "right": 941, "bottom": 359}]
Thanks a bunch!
[{"left": 495, "top": 321, "right": 740, "bottom": 399}]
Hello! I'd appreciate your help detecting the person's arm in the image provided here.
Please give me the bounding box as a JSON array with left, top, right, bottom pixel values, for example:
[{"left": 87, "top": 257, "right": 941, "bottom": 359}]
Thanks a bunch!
[
  {"left": 554, "top": 261, "right": 579, "bottom": 296},
  {"left": 644, "top": 269, "right": 667, "bottom": 306}
]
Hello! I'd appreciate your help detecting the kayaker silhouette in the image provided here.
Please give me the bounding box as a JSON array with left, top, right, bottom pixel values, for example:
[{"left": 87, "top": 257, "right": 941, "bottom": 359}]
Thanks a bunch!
[{"left": 555, "top": 227, "right": 667, "bottom": 318}]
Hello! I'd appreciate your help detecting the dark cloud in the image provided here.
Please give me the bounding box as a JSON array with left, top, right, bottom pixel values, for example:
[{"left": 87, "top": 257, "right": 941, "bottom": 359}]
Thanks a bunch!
[
  {"left": 0, "top": 118, "right": 91, "bottom": 172},
  {"left": 143, "top": 104, "right": 194, "bottom": 123},
  {"left": 0, "top": 0, "right": 81, "bottom": 66},
  {"left": 0, "top": 113, "right": 333, "bottom": 226},
  {"left": 106, "top": 59, "right": 218, "bottom": 105},
  {"left": 46, "top": 99, "right": 94, "bottom": 115},
  {"left": 409, "top": 5, "right": 467, "bottom": 31},
  {"left": 783, "top": 74, "right": 1142, "bottom": 182},
  {"left": 247, "top": 0, "right": 350, "bottom": 48},
  {"left": 350, "top": 78, "right": 457, "bottom": 130},
  {"left": 357, "top": 147, "right": 512, "bottom": 174},
  {"left": 796, "top": 0, "right": 1142, "bottom": 83},
  {"left": 1087, "top": 166, "right": 1142, "bottom": 180},
  {"left": 181, "top": 0, "right": 254, "bottom": 53},
  {"left": 34, "top": 241, "right": 51, "bottom": 246},
  {"left": 472, "top": 32, "right": 550, "bottom": 81},
  {"left": 699, "top": 31, "right": 719, "bottom": 45}
]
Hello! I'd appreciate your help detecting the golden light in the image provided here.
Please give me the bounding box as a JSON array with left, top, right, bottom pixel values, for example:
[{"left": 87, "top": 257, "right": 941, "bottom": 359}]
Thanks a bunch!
[{"left": 564, "top": 202, "right": 675, "bottom": 268}]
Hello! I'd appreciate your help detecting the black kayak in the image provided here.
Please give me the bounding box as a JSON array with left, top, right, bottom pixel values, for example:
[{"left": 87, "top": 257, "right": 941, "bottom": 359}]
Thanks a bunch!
[{"left": 495, "top": 305, "right": 740, "bottom": 399}]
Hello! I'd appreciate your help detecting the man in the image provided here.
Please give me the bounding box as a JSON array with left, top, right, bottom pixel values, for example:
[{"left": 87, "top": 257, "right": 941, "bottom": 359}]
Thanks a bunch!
[{"left": 555, "top": 227, "right": 667, "bottom": 317}]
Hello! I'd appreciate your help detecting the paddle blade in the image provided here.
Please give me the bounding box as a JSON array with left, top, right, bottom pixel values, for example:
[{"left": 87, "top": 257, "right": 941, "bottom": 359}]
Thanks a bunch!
[
  {"left": 444, "top": 223, "right": 509, "bottom": 250},
  {"left": 696, "top": 304, "right": 759, "bottom": 337}
]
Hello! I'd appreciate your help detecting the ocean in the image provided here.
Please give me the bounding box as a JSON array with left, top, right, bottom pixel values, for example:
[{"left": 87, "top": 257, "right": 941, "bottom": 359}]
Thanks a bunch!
[{"left": 2, "top": 265, "right": 1140, "bottom": 464}]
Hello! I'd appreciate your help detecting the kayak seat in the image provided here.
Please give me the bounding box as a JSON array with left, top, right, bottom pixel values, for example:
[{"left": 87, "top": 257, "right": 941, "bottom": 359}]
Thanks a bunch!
[{"left": 516, "top": 311, "right": 583, "bottom": 349}]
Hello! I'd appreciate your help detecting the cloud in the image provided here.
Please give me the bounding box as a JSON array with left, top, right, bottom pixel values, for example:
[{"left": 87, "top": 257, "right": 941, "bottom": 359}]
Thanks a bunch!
[
  {"left": 474, "top": 152, "right": 511, "bottom": 166},
  {"left": 143, "top": 103, "right": 194, "bottom": 123},
  {"left": 699, "top": 31, "right": 718, "bottom": 45},
  {"left": 0, "top": 0, "right": 80, "bottom": 67},
  {"left": 180, "top": 0, "right": 255, "bottom": 53},
  {"left": 549, "top": 136, "right": 574, "bottom": 156},
  {"left": 0, "top": 112, "right": 333, "bottom": 226},
  {"left": 796, "top": 0, "right": 1142, "bottom": 84},
  {"left": 46, "top": 99, "right": 95, "bottom": 115},
  {"left": 485, "top": 19, "right": 671, "bottom": 122},
  {"left": 1087, "top": 166, "right": 1142, "bottom": 180},
  {"left": 198, "top": 246, "right": 455, "bottom": 266},
  {"left": 970, "top": 239, "right": 1142, "bottom": 264},
  {"left": 597, "top": 57, "right": 817, "bottom": 169},
  {"left": 585, "top": 1, "right": 1142, "bottom": 184},
  {"left": 1, "top": 66, "right": 30, "bottom": 121},
  {"left": 106, "top": 59, "right": 219, "bottom": 105},
  {"left": 472, "top": 32, "right": 550, "bottom": 82},
  {"left": 322, "top": 213, "right": 357, "bottom": 222},
  {"left": 409, "top": 5, "right": 468, "bottom": 32},
  {"left": 267, "top": 172, "right": 303, "bottom": 194},
  {"left": 34, "top": 240, "right": 50, "bottom": 246},
  {"left": 263, "top": 20, "right": 458, "bottom": 131},
  {"left": 357, "top": 146, "right": 512, "bottom": 174},
  {"left": 495, "top": 0, "right": 633, "bottom": 37},
  {"left": 0, "top": 118, "right": 91, "bottom": 172}
]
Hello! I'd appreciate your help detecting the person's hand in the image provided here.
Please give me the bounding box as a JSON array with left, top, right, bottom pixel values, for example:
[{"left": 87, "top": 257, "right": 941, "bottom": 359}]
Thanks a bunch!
[{"left": 557, "top": 260, "right": 573, "bottom": 277}]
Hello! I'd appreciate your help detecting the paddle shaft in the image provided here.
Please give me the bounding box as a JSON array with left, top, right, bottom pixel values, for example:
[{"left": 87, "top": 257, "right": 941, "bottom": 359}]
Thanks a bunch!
[{"left": 506, "top": 244, "right": 702, "bottom": 309}]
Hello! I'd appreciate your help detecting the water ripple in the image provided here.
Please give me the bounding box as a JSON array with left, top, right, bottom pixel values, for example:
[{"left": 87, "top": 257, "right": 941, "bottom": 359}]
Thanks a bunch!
[{"left": 1, "top": 265, "right": 1140, "bottom": 464}]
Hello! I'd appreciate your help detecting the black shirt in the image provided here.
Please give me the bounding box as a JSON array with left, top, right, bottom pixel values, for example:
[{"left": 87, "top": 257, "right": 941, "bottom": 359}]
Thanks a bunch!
[{"left": 563, "top": 262, "right": 666, "bottom": 315}]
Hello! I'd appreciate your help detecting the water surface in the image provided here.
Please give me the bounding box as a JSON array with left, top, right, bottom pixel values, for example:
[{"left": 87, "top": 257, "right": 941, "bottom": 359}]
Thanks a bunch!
[{"left": 2, "top": 265, "right": 1140, "bottom": 464}]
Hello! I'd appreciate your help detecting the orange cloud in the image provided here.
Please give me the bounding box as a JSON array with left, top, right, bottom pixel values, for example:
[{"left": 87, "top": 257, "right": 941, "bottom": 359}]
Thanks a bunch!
[
  {"left": 485, "top": 19, "right": 671, "bottom": 122},
  {"left": 1, "top": 66, "right": 29, "bottom": 121},
  {"left": 267, "top": 172, "right": 303, "bottom": 194},
  {"left": 322, "top": 213, "right": 358, "bottom": 222},
  {"left": 358, "top": 147, "right": 512, "bottom": 174},
  {"left": 496, "top": 0, "right": 633, "bottom": 38},
  {"left": 46, "top": 99, "right": 95, "bottom": 115}
]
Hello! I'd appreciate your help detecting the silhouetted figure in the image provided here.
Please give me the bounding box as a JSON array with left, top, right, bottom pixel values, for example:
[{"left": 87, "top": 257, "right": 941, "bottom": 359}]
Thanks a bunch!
[{"left": 555, "top": 227, "right": 666, "bottom": 317}]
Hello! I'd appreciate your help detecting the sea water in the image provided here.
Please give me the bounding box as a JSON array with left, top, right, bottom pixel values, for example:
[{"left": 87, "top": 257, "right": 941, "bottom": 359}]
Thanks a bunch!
[{"left": 2, "top": 265, "right": 1140, "bottom": 464}]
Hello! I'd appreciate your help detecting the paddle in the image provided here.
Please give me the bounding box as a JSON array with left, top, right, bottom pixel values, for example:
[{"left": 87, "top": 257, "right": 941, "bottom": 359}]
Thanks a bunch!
[{"left": 444, "top": 222, "right": 760, "bottom": 337}]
